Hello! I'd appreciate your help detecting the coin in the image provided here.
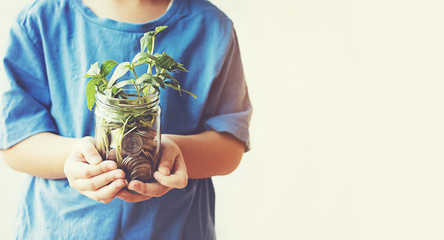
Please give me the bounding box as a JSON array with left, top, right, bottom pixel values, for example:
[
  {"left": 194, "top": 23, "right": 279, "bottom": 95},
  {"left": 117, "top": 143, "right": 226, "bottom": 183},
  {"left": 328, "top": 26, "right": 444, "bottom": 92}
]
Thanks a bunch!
[
  {"left": 121, "top": 155, "right": 153, "bottom": 182},
  {"left": 131, "top": 172, "right": 150, "bottom": 182},
  {"left": 131, "top": 166, "right": 152, "bottom": 182},
  {"left": 132, "top": 162, "right": 151, "bottom": 171},
  {"left": 121, "top": 155, "right": 141, "bottom": 172},
  {"left": 131, "top": 165, "right": 151, "bottom": 176},
  {"left": 106, "top": 149, "right": 117, "bottom": 162},
  {"left": 142, "top": 139, "right": 157, "bottom": 152},
  {"left": 122, "top": 132, "right": 143, "bottom": 156},
  {"left": 142, "top": 150, "right": 154, "bottom": 162},
  {"left": 136, "top": 129, "right": 157, "bottom": 151},
  {"left": 136, "top": 129, "right": 157, "bottom": 139}
]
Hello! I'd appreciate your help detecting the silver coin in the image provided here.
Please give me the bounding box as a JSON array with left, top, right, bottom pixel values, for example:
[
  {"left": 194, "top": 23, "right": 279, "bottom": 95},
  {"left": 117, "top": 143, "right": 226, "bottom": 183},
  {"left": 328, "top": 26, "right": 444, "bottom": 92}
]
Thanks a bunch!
[{"left": 122, "top": 132, "right": 143, "bottom": 156}]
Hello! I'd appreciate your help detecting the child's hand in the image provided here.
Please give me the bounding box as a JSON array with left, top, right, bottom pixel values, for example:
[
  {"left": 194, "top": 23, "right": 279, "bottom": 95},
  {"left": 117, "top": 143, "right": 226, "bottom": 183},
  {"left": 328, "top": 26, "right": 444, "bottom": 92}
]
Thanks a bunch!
[
  {"left": 116, "top": 135, "right": 188, "bottom": 202},
  {"left": 64, "top": 137, "right": 126, "bottom": 204}
]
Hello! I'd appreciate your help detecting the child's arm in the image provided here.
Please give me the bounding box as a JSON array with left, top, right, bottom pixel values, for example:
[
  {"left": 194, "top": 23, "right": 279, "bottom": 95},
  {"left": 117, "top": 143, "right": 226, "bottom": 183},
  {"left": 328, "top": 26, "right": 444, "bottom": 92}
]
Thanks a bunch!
[
  {"left": 167, "top": 130, "right": 245, "bottom": 179},
  {"left": 1, "top": 133, "right": 127, "bottom": 203},
  {"left": 1, "top": 132, "right": 76, "bottom": 179}
]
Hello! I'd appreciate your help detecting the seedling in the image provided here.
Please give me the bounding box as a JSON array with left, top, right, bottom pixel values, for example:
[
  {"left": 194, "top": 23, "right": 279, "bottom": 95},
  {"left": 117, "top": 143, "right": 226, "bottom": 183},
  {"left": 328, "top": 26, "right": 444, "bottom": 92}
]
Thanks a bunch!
[{"left": 84, "top": 26, "right": 195, "bottom": 182}]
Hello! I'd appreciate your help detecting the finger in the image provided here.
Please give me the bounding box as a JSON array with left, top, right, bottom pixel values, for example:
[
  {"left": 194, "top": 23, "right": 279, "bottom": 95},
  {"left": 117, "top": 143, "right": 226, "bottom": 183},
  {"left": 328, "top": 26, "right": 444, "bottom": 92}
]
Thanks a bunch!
[
  {"left": 79, "top": 139, "right": 102, "bottom": 165},
  {"left": 154, "top": 154, "right": 188, "bottom": 189},
  {"left": 158, "top": 150, "right": 176, "bottom": 176},
  {"left": 127, "top": 180, "right": 171, "bottom": 198},
  {"left": 86, "top": 179, "right": 126, "bottom": 204},
  {"left": 172, "top": 153, "right": 187, "bottom": 175},
  {"left": 74, "top": 169, "right": 125, "bottom": 191},
  {"left": 116, "top": 189, "right": 152, "bottom": 203},
  {"left": 154, "top": 171, "right": 188, "bottom": 189},
  {"left": 70, "top": 160, "right": 118, "bottom": 179}
]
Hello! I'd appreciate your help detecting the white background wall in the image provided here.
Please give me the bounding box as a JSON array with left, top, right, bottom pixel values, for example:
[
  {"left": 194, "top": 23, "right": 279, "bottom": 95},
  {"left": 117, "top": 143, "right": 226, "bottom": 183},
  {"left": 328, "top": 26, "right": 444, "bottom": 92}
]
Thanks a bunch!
[{"left": 2, "top": 0, "right": 444, "bottom": 239}]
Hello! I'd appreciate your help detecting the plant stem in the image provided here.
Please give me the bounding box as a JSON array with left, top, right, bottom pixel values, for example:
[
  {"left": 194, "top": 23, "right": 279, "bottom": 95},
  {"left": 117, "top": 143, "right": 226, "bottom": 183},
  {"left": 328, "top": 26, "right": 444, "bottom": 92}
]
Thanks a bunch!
[
  {"left": 132, "top": 69, "right": 142, "bottom": 98},
  {"left": 151, "top": 37, "right": 155, "bottom": 55},
  {"left": 147, "top": 63, "right": 152, "bottom": 75},
  {"left": 147, "top": 63, "right": 153, "bottom": 96}
]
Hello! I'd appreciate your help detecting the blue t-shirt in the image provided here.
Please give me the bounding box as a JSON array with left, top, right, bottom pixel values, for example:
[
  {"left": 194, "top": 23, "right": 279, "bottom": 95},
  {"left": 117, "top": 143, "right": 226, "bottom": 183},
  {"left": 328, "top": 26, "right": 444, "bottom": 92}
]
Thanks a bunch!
[{"left": 0, "top": 0, "right": 252, "bottom": 239}]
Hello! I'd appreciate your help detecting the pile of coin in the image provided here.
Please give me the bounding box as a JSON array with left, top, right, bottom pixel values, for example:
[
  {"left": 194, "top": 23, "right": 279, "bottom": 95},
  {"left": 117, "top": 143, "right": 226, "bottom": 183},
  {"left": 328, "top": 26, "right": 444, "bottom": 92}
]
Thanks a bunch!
[{"left": 105, "top": 128, "right": 159, "bottom": 183}]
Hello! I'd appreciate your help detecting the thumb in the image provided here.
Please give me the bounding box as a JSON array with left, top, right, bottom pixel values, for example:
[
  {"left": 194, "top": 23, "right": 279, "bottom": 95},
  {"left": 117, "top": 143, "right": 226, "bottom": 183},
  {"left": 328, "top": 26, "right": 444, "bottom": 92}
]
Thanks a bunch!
[
  {"left": 79, "top": 137, "right": 102, "bottom": 165},
  {"left": 157, "top": 152, "right": 174, "bottom": 176}
]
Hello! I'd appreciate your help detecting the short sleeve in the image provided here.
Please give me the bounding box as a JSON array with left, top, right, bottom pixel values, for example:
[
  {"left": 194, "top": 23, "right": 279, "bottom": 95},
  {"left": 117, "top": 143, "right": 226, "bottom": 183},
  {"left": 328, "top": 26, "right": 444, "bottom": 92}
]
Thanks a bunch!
[
  {"left": 201, "top": 29, "right": 252, "bottom": 151},
  {"left": 0, "top": 21, "right": 57, "bottom": 150}
]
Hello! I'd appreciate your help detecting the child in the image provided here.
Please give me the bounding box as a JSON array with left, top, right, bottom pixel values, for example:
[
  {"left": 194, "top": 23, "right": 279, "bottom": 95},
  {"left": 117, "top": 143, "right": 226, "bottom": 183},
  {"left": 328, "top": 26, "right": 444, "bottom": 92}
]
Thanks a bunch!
[{"left": 0, "top": 0, "right": 251, "bottom": 239}]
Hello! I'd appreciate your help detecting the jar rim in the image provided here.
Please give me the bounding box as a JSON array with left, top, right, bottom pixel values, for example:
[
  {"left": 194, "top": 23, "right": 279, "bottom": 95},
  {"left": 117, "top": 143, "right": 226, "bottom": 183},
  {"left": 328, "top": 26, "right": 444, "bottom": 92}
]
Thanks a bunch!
[{"left": 95, "top": 91, "right": 160, "bottom": 109}]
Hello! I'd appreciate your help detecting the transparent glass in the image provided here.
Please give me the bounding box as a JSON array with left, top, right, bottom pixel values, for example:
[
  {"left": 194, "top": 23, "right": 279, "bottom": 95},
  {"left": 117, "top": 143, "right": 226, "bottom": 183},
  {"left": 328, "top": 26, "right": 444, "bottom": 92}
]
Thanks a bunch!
[{"left": 94, "top": 91, "right": 161, "bottom": 183}]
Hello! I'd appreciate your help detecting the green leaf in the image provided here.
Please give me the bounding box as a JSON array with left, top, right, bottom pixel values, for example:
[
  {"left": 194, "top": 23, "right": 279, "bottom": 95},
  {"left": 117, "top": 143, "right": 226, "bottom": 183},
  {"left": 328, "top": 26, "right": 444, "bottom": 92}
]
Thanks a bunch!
[
  {"left": 104, "top": 87, "right": 123, "bottom": 98},
  {"left": 155, "top": 53, "right": 177, "bottom": 69},
  {"left": 86, "top": 77, "right": 102, "bottom": 110},
  {"left": 136, "top": 73, "right": 165, "bottom": 89},
  {"left": 84, "top": 62, "right": 100, "bottom": 77},
  {"left": 152, "top": 76, "right": 165, "bottom": 89},
  {"left": 154, "top": 53, "right": 188, "bottom": 72},
  {"left": 132, "top": 52, "right": 148, "bottom": 63},
  {"left": 108, "top": 62, "right": 131, "bottom": 88},
  {"left": 134, "top": 59, "right": 151, "bottom": 67},
  {"left": 139, "top": 26, "right": 168, "bottom": 53},
  {"left": 140, "top": 33, "right": 152, "bottom": 53},
  {"left": 155, "top": 26, "right": 168, "bottom": 33},
  {"left": 131, "top": 52, "right": 156, "bottom": 65},
  {"left": 98, "top": 83, "right": 107, "bottom": 93},
  {"left": 152, "top": 85, "right": 160, "bottom": 93},
  {"left": 174, "top": 63, "right": 189, "bottom": 72},
  {"left": 100, "top": 60, "right": 118, "bottom": 77},
  {"left": 113, "top": 79, "right": 135, "bottom": 89},
  {"left": 135, "top": 73, "right": 151, "bottom": 84},
  {"left": 164, "top": 81, "right": 197, "bottom": 99},
  {"left": 159, "top": 72, "right": 179, "bottom": 85}
]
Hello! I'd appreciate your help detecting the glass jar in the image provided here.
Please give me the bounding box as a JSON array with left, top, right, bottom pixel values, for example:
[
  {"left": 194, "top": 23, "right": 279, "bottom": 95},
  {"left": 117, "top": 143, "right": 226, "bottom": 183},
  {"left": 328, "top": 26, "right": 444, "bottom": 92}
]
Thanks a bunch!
[{"left": 94, "top": 91, "right": 161, "bottom": 183}]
